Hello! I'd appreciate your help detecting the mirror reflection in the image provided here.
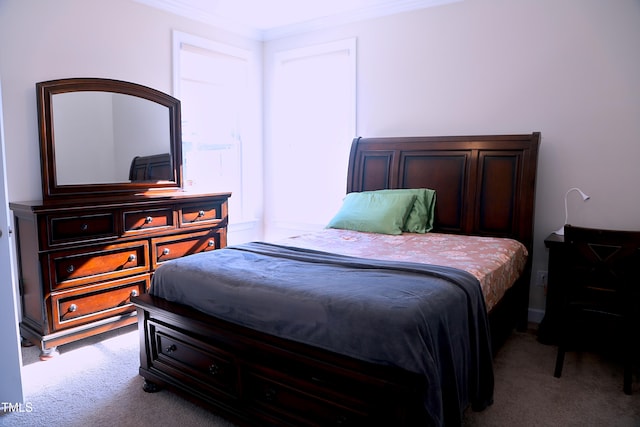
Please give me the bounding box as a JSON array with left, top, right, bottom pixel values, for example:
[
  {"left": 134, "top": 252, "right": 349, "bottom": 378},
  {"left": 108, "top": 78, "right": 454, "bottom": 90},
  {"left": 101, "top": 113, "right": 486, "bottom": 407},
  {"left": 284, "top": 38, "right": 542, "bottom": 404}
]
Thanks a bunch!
[{"left": 52, "top": 91, "right": 172, "bottom": 185}]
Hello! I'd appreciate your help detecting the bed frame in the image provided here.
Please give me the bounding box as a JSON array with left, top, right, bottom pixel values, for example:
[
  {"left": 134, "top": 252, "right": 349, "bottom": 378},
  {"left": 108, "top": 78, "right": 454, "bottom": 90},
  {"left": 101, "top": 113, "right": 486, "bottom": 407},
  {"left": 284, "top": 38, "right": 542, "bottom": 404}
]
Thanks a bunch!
[{"left": 133, "top": 133, "right": 540, "bottom": 426}]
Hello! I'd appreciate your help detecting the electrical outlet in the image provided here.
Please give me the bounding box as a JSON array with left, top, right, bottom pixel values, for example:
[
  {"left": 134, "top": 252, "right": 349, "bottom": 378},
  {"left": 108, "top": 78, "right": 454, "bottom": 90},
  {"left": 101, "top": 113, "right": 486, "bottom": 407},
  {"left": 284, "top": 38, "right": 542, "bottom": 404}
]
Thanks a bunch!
[{"left": 536, "top": 270, "right": 548, "bottom": 287}]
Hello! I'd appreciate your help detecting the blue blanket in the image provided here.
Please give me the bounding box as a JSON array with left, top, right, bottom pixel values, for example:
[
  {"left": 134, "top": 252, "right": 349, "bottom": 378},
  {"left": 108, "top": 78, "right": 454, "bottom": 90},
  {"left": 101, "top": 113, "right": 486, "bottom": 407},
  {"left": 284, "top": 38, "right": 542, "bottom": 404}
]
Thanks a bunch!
[{"left": 150, "top": 242, "right": 494, "bottom": 426}]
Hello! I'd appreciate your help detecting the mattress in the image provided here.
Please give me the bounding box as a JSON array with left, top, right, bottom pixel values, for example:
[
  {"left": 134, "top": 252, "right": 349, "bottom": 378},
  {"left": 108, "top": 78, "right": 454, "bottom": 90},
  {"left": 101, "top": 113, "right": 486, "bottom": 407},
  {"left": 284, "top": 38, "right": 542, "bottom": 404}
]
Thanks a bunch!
[{"left": 278, "top": 229, "right": 528, "bottom": 312}]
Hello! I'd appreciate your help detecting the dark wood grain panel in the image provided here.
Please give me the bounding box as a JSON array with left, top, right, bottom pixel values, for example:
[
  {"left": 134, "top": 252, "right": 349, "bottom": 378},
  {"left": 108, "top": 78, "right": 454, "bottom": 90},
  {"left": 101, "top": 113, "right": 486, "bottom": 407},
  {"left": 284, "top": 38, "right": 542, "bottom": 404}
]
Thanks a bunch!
[
  {"left": 123, "top": 208, "right": 175, "bottom": 233},
  {"left": 401, "top": 152, "right": 469, "bottom": 231},
  {"left": 49, "top": 241, "right": 149, "bottom": 289},
  {"left": 152, "top": 228, "right": 225, "bottom": 269},
  {"left": 180, "top": 200, "right": 227, "bottom": 227},
  {"left": 350, "top": 151, "right": 393, "bottom": 192},
  {"left": 476, "top": 152, "right": 520, "bottom": 235},
  {"left": 52, "top": 274, "right": 149, "bottom": 331},
  {"left": 49, "top": 213, "right": 116, "bottom": 244}
]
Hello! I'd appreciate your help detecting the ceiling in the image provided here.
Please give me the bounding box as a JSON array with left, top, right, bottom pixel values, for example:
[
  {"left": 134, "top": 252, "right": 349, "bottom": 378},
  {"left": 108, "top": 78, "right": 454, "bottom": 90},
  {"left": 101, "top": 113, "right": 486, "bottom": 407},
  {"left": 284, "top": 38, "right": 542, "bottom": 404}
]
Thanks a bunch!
[{"left": 135, "top": 0, "right": 460, "bottom": 40}]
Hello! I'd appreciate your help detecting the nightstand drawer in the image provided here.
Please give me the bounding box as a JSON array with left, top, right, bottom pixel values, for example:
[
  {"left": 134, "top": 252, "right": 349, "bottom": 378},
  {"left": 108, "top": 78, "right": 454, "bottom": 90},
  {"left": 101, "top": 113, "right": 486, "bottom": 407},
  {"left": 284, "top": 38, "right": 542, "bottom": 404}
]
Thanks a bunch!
[
  {"left": 48, "top": 213, "right": 116, "bottom": 245},
  {"left": 179, "top": 201, "right": 225, "bottom": 227},
  {"left": 48, "top": 241, "right": 150, "bottom": 290},
  {"left": 123, "top": 208, "right": 175, "bottom": 233},
  {"left": 51, "top": 275, "right": 149, "bottom": 331},
  {"left": 151, "top": 229, "right": 223, "bottom": 269}
]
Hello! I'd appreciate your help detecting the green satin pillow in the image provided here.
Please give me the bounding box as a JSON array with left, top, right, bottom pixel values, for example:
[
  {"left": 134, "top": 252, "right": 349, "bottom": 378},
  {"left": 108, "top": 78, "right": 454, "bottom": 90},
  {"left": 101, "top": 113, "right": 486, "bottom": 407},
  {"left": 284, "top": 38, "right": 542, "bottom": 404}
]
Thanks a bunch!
[
  {"left": 326, "top": 191, "right": 417, "bottom": 235},
  {"left": 374, "top": 188, "right": 436, "bottom": 233}
]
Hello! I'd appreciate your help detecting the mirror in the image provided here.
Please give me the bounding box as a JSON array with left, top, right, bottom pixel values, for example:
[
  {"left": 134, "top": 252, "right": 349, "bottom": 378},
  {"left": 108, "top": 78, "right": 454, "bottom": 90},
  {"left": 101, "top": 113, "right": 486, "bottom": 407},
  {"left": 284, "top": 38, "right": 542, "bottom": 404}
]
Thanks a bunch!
[{"left": 37, "top": 78, "right": 183, "bottom": 200}]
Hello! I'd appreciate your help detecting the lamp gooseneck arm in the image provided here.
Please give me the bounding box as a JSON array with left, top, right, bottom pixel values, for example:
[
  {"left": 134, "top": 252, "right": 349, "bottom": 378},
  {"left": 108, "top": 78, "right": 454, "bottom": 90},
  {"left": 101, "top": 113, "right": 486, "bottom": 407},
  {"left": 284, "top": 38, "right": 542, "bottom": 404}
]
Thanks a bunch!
[{"left": 554, "top": 187, "right": 591, "bottom": 235}]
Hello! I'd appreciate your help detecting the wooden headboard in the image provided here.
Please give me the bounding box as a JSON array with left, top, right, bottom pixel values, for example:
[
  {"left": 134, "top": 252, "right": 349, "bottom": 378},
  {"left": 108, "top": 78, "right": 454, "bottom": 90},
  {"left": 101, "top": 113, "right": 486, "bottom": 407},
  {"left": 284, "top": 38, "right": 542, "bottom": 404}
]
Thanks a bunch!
[
  {"left": 346, "top": 133, "right": 540, "bottom": 253},
  {"left": 129, "top": 153, "right": 172, "bottom": 181}
]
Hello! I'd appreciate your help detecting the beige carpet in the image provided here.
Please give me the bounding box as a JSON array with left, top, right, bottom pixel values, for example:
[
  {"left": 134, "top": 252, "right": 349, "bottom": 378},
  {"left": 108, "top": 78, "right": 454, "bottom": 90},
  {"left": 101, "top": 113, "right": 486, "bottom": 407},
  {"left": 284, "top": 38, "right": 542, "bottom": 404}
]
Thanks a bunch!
[
  {"left": 463, "top": 329, "right": 639, "bottom": 427},
  {"left": 1, "top": 325, "right": 638, "bottom": 427}
]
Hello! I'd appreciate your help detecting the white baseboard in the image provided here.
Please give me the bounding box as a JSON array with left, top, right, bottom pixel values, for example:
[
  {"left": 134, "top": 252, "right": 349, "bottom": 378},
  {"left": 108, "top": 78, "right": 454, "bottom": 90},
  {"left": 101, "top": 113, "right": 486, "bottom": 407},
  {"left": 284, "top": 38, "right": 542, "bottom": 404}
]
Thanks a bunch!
[{"left": 528, "top": 308, "right": 545, "bottom": 324}]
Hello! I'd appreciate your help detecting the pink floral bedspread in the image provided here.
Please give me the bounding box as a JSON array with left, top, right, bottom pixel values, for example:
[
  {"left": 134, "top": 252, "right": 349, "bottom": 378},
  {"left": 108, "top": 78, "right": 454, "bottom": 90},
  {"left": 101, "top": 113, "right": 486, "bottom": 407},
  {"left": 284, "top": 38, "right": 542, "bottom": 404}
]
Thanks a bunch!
[{"left": 278, "top": 229, "right": 528, "bottom": 312}]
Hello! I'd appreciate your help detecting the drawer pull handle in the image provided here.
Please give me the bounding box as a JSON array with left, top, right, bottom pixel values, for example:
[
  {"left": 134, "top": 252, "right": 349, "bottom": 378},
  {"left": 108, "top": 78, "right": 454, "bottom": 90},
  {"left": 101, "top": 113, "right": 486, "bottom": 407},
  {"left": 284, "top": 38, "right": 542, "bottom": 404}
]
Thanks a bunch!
[
  {"left": 145, "top": 216, "right": 153, "bottom": 224},
  {"left": 198, "top": 210, "right": 205, "bottom": 217},
  {"left": 68, "top": 304, "right": 78, "bottom": 312},
  {"left": 66, "top": 265, "right": 75, "bottom": 273},
  {"left": 207, "top": 240, "right": 215, "bottom": 247},
  {"left": 130, "top": 289, "right": 139, "bottom": 297},
  {"left": 165, "top": 344, "right": 177, "bottom": 354},
  {"left": 264, "top": 387, "right": 277, "bottom": 401},
  {"left": 127, "top": 254, "right": 137, "bottom": 262},
  {"left": 208, "top": 363, "right": 219, "bottom": 376},
  {"left": 162, "top": 248, "right": 170, "bottom": 256},
  {"left": 80, "top": 223, "right": 89, "bottom": 231}
]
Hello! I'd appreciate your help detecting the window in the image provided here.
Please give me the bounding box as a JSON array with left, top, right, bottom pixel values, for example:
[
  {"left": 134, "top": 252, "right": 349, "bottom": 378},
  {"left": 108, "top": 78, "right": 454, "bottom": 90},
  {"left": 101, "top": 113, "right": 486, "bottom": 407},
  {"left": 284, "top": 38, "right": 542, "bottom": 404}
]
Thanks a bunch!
[
  {"left": 264, "top": 39, "right": 357, "bottom": 240},
  {"left": 173, "top": 32, "right": 261, "bottom": 238},
  {"left": 173, "top": 33, "right": 356, "bottom": 242}
]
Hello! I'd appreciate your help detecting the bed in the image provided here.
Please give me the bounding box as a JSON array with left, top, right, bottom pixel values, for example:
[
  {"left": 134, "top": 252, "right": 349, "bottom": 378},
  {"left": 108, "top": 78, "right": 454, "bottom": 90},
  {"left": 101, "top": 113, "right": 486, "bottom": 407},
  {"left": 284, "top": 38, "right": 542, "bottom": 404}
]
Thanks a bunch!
[{"left": 132, "top": 133, "right": 540, "bottom": 427}]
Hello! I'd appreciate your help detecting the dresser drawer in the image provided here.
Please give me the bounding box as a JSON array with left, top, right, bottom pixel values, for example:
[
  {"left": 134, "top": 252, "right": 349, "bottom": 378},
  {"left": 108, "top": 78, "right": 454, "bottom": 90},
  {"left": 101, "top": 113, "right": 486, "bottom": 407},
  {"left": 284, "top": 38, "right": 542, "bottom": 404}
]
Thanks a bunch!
[
  {"left": 151, "top": 229, "right": 223, "bottom": 269},
  {"left": 179, "top": 201, "right": 225, "bottom": 228},
  {"left": 51, "top": 274, "right": 149, "bottom": 331},
  {"left": 48, "top": 213, "right": 116, "bottom": 246},
  {"left": 123, "top": 208, "right": 175, "bottom": 234},
  {"left": 148, "top": 321, "right": 238, "bottom": 397},
  {"left": 48, "top": 241, "right": 150, "bottom": 290}
]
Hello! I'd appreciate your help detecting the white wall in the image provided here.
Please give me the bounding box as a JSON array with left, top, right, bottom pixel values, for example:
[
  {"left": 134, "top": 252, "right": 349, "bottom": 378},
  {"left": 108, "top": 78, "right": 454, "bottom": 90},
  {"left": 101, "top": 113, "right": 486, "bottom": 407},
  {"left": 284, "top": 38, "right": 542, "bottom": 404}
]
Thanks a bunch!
[{"left": 264, "top": 0, "right": 640, "bottom": 317}]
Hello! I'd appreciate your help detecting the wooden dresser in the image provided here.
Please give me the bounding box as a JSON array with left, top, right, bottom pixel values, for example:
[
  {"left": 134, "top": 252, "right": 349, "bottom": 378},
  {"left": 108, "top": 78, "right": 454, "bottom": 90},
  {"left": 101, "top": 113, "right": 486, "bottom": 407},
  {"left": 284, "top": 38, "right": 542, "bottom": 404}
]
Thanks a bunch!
[{"left": 10, "top": 191, "right": 230, "bottom": 359}]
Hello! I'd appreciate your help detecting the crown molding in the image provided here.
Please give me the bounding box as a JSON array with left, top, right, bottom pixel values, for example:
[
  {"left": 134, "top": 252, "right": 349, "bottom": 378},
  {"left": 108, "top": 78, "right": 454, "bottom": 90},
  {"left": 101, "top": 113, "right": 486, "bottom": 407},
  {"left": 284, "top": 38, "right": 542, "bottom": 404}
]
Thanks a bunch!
[
  {"left": 135, "top": 0, "right": 462, "bottom": 41},
  {"left": 134, "top": 0, "right": 262, "bottom": 39},
  {"left": 261, "top": 0, "right": 461, "bottom": 41}
]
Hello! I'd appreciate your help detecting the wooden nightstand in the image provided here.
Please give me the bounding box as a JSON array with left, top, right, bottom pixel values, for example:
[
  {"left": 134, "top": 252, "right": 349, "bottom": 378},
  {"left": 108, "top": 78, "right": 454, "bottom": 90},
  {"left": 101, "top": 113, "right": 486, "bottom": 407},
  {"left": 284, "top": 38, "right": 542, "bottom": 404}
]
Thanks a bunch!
[{"left": 537, "top": 233, "right": 566, "bottom": 344}]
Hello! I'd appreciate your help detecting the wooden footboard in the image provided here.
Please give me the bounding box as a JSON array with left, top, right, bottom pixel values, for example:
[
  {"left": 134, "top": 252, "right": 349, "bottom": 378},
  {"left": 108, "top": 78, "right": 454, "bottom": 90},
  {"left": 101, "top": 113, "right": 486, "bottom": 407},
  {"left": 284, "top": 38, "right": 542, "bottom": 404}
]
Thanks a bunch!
[
  {"left": 133, "top": 294, "right": 428, "bottom": 426},
  {"left": 133, "top": 275, "right": 523, "bottom": 426}
]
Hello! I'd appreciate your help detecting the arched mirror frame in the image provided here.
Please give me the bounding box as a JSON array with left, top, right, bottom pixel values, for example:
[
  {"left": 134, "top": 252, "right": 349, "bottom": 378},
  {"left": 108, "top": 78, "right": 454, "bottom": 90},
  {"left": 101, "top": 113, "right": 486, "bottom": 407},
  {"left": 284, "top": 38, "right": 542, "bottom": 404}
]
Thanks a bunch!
[{"left": 37, "top": 77, "right": 183, "bottom": 201}]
